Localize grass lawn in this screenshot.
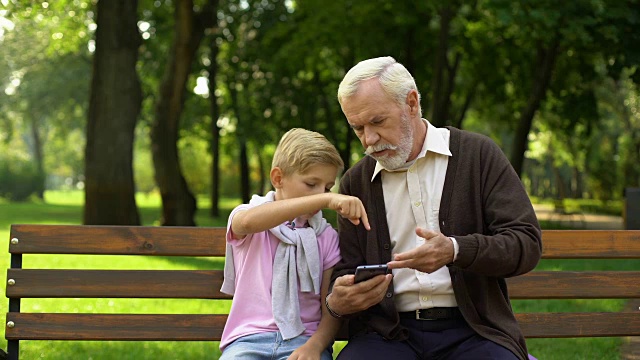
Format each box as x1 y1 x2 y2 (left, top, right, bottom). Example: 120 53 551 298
0 191 636 359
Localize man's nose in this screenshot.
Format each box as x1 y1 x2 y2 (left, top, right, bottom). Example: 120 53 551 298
364 127 379 147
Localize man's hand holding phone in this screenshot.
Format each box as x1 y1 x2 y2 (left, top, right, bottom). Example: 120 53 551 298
326 264 393 318
354 264 390 283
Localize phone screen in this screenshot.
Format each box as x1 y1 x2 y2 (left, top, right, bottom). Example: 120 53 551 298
354 264 389 283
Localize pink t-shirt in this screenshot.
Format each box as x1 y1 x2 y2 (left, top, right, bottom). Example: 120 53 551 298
219 203 341 351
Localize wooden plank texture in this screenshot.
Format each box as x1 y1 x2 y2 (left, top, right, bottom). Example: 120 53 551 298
6 312 639 340
5 225 640 347
5 313 227 341
8 269 639 300
9 226 640 258
507 271 640 299
541 230 640 258
9 225 227 256
5 269 231 299
515 312 640 338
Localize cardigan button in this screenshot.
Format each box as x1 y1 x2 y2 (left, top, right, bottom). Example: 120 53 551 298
383 244 390 250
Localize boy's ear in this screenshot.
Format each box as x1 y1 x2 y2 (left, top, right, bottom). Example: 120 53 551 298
271 167 284 189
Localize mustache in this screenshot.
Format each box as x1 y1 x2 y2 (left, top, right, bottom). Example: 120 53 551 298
365 143 398 156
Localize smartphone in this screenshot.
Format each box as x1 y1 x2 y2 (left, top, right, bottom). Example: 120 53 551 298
354 264 390 283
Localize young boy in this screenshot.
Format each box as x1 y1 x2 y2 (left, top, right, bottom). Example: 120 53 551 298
220 128 370 360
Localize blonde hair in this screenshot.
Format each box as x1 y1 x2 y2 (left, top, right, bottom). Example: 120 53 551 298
272 128 344 176
337 56 422 116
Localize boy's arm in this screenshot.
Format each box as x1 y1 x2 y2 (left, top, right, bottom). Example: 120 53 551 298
232 193 369 237
288 268 342 360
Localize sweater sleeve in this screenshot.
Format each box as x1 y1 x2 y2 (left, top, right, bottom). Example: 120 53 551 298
450 133 542 277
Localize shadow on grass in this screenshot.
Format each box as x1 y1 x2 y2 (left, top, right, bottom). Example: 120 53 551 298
155 255 226 270
0 201 231 228
0 202 83 230
12 340 222 360
539 219 575 230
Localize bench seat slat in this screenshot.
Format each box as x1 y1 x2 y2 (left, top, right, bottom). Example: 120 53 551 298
9 225 227 256
507 271 640 299
5 313 227 341
541 230 640 258
5 270 231 299
515 312 640 338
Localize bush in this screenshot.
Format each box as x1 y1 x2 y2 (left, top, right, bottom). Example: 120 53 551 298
0 158 44 201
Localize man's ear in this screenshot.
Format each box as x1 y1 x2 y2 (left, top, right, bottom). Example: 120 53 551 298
271 167 284 189
406 89 420 116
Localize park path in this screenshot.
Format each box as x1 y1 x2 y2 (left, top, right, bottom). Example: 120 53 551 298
532 203 624 230
533 204 639 359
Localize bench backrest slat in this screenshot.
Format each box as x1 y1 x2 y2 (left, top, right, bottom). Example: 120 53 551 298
540 230 640 258
9 226 640 258
6 269 638 300
5 269 231 299
7 312 639 341
9 225 227 256
506 271 640 299
516 312 640 338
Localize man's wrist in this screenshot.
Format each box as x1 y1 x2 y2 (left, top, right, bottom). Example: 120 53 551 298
449 236 459 262
325 293 343 319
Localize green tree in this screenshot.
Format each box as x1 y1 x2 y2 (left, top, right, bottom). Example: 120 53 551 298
1 0 91 201
84 0 142 225
478 0 640 176
150 0 218 226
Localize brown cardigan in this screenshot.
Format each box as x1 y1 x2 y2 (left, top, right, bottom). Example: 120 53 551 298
331 127 542 360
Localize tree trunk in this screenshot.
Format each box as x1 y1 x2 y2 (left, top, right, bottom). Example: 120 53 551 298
311 66 349 174
257 146 266 196
429 5 458 127
229 81 250 203
30 115 45 199
340 52 357 170
239 141 250 203
84 0 141 225
617 80 640 188
208 37 221 218
572 166 582 198
454 80 477 129
510 40 560 177
151 0 217 226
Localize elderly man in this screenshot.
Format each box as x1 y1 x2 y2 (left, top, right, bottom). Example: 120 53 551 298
325 56 542 360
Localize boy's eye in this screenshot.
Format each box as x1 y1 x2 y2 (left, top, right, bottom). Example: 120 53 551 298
324 188 332 193
305 183 315 188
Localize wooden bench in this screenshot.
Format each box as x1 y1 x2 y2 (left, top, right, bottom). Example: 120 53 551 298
4 225 640 359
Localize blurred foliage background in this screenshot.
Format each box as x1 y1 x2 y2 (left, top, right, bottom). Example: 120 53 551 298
0 0 639 225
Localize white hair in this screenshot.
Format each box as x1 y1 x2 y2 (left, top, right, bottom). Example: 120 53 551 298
337 56 422 116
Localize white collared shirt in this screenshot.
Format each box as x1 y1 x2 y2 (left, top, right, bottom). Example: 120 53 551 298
372 119 458 312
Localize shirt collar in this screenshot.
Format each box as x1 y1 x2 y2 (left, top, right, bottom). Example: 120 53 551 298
371 119 452 181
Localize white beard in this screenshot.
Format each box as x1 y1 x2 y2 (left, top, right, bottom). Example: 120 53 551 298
365 114 414 170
